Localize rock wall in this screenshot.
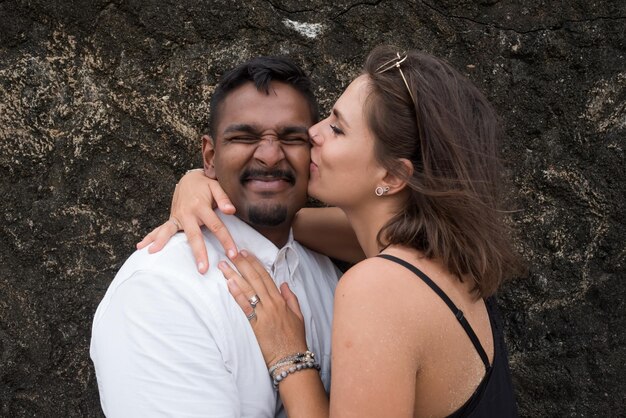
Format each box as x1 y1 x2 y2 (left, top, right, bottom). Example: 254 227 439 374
1 1 624 416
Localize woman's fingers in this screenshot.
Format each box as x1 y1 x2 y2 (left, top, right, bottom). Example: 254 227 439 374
178 219 209 273
209 179 236 215
134 171 239 275
224 271 256 320
194 204 237 260
172 173 237 271
220 252 308 367
136 226 160 250
219 261 263 318
279 282 304 321
148 221 179 253
229 251 276 301
136 220 178 252
239 250 279 297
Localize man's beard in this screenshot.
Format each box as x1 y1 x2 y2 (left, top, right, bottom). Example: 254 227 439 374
247 202 288 227
240 167 294 227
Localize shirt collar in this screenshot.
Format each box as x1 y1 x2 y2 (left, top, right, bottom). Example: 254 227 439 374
210 211 300 284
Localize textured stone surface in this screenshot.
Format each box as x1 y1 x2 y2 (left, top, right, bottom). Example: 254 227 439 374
0 1 624 416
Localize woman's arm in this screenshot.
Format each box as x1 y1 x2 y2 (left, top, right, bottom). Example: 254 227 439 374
136 169 237 273
293 208 365 264
138 171 365 271
276 368 329 418
221 253 418 418
219 251 329 418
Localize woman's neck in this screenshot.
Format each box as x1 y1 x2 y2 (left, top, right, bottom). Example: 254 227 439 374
342 197 404 258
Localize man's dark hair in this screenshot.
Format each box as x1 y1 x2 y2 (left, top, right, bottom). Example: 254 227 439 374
208 56 319 136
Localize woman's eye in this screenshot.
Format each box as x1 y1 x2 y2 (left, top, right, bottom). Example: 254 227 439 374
330 124 343 135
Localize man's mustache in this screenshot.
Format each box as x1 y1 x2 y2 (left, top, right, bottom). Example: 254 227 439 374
240 168 296 185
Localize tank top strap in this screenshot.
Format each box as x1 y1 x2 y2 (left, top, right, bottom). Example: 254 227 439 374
376 254 491 371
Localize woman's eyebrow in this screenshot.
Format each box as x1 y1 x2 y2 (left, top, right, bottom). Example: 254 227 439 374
332 108 350 128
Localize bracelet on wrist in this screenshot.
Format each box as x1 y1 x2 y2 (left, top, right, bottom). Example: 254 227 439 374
268 351 315 375
176 168 205 187
186 168 205 175
268 350 320 388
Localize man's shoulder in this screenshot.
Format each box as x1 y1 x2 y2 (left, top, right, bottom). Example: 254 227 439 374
120 232 223 275
102 233 229 308
93 233 236 330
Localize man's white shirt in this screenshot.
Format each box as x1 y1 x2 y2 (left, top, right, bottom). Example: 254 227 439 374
91 212 339 417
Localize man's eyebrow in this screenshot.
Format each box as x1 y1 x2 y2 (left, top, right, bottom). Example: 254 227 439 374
222 124 309 136
278 126 310 136
332 108 350 128
223 124 259 134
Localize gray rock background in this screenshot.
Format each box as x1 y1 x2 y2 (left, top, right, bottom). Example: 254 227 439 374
0 0 624 416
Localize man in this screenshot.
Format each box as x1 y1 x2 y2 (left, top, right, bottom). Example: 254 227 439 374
90 57 340 417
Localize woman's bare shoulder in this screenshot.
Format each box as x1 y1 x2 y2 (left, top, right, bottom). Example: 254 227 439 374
335 255 448 326
332 256 430 364
335 257 434 314
337 256 420 291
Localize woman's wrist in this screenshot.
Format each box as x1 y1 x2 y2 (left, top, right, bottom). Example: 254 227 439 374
275 366 329 418
185 168 205 175
176 168 206 187
268 350 321 388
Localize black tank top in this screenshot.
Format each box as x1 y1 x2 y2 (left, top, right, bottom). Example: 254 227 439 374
377 254 519 418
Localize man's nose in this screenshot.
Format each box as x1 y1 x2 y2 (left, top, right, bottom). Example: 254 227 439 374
253 136 286 167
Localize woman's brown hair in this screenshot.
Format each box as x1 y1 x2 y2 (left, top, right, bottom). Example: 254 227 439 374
364 45 520 298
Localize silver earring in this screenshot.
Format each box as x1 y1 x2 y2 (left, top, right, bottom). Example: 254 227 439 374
375 186 390 196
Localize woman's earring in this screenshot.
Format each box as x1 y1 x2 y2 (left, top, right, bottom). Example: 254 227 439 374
375 186 390 196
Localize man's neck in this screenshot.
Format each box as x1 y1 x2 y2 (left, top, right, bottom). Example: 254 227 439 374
239 218 292 249
252 225 290 248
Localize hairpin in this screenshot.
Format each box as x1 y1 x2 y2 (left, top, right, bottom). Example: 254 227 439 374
375 52 416 104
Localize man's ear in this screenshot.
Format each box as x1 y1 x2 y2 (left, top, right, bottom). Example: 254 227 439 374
202 135 217 179
382 158 414 194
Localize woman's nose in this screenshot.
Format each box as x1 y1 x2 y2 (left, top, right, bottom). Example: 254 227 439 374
308 124 322 146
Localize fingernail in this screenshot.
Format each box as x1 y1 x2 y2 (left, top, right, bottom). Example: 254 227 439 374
225 204 235 211
218 261 227 270
240 249 249 257
227 249 236 259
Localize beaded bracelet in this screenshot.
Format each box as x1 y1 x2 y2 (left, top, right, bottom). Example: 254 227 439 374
268 351 320 388
268 351 316 375
272 361 320 388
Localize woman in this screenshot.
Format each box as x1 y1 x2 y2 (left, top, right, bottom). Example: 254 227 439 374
139 46 520 417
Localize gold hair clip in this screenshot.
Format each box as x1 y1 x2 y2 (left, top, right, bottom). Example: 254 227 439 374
375 52 416 105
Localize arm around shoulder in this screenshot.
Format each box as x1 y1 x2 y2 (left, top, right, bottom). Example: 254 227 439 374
293 207 365 264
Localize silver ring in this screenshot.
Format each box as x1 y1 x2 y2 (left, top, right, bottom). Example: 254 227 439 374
169 216 181 230
246 310 257 321
248 294 260 308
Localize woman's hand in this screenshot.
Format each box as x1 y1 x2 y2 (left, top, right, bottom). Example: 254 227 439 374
136 169 238 274
218 250 308 367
